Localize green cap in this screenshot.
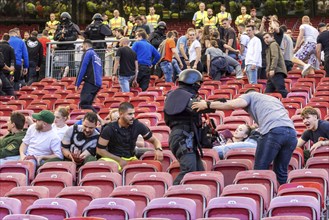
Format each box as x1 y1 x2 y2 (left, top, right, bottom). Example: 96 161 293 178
32 110 55 124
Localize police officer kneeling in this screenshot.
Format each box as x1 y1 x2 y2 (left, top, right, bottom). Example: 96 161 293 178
164 69 213 185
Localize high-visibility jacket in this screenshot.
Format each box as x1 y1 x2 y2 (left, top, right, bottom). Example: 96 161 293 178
194 11 206 27
235 14 251 26
146 14 160 27
46 20 60 35
216 12 231 25
203 16 217 28
110 17 126 29
126 21 134 36
102 20 109 25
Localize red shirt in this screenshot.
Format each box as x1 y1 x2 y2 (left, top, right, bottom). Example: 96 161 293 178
38 37 51 57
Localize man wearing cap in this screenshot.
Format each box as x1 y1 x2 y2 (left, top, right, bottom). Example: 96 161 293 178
316 22 329 77
19 110 63 167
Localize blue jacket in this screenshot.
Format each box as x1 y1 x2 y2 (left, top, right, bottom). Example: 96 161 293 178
76 48 102 87
132 39 160 66
9 36 29 68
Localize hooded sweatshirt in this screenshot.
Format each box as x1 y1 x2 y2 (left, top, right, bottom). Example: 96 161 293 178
25 36 43 67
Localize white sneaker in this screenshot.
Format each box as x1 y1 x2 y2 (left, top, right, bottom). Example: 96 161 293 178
302 64 312 76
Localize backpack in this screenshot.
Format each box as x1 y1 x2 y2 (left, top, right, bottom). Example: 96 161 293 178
157 39 167 64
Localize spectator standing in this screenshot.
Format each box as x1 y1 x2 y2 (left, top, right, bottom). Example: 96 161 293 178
112 37 138 92
75 40 102 112
263 32 288 98
203 8 217 29
132 31 160 91
25 31 43 85
280 25 294 72
216 4 232 26
146 6 160 33
235 6 251 26
222 18 238 59
130 16 150 39
245 25 262 84
110 10 126 30
124 15 135 37
316 22 329 77
38 30 51 80
45 13 60 39
192 2 206 28
0 34 15 95
237 23 250 69
188 29 203 73
176 28 193 70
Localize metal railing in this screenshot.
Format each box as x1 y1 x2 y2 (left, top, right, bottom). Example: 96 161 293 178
45 39 135 80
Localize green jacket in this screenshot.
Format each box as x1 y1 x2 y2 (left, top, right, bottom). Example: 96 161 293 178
265 40 287 76
0 130 26 159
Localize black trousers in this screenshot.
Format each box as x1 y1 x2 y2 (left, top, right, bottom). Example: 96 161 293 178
284 60 293 72
80 82 100 112
137 64 151 91
190 60 203 73
169 127 204 185
0 73 15 96
265 72 288 98
324 55 329 77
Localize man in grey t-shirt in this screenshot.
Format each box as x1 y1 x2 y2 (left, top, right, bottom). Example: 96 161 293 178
192 90 297 184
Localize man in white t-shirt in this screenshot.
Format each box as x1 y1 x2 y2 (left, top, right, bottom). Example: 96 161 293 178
292 16 319 76
245 25 262 84
188 29 202 72
237 23 250 69
19 110 63 167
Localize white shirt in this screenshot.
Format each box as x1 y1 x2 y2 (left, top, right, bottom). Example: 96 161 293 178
240 33 250 60
23 124 63 159
52 124 69 140
188 39 201 62
245 36 262 67
300 24 319 43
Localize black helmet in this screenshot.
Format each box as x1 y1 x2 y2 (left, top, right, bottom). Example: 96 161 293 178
178 69 203 85
92 13 103 21
60 12 71 20
157 21 167 30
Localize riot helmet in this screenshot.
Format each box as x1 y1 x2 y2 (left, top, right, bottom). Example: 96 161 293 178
157 21 167 30
178 69 203 85
60 12 71 22
92 13 103 21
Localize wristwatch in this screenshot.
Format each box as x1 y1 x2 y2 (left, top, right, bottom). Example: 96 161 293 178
155 147 163 151
207 101 211 109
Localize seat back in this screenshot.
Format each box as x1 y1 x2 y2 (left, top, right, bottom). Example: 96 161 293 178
0 197 21 219
0 173 27 197
37 161 77 183
3 214 48 220
78 161 119 182
0 160 35 184
305 156 329 178
140 150 175 172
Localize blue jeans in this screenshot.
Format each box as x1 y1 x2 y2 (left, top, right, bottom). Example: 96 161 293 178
254 127 297 185
213 141 257 159
246 64 258 84
119 75 135 92
160 61 173 82
172 59 182 82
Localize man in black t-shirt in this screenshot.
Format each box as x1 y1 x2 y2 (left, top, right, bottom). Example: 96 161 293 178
97 102 163 170
112 37 138 92
316 23 329 77
222 18 237 60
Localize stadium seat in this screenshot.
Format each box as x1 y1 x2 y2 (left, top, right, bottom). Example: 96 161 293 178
129 172 173 198
83 198 136 220
40 78 57 84
43 85 61 94
0 197 21 219
26 198 77 219
267 195 320 220
0 160 35 185
166 160 180 181
5 186 49 213
38 161 76 181
283 103 301 118
305 156 329 177
149 126 170 149
140 150 175 172
113 92 134 102
204 196 259 220
31 172 73 198
56 186 102 216
6 100 27 110
138 92 159 101
201 149 220 171
262 216 311 220
203 80 222 89
310 146 329 157
136 112 162 126
41 94 62 109
223 116 252 125
0 105 18 116
52 81 69 90
142 197 196 220
29 100 52 110
306 102 329 118
78 161 119 182
79 172 122 197
212 159 253 186
292 147 304 169
208 111 225 125
31 90 50 99
53 99 76 110
0 173 27 197
69 109 93 120
282 97 305 108
181 171 224 198
224 148 256 164
110 185 156 218
130 97 152 107
3 214 48 220
104 97 126 108
216 124 240 133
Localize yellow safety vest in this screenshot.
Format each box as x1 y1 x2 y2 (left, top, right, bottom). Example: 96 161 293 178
127 21 134 36
217 12 231 25
203 16 217 28
110 17 125 29
194 11 206 27
46 20 60 35
102 21 109 25
146 14 160 27
235 14 251 25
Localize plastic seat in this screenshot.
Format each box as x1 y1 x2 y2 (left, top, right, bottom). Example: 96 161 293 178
5 186 49 213
310 146 329 158
78 161 119 182
79 172 122 197
31 172 73 198
142 197 196 220
40 78 57 84
262 216 311 220
244 84 264 93
43 85 61 94
0 173 27 197
224 148 256 164
129 172 172 198
286 92 308 106
53 99 76 110
52 81 69 90
0 197 21 219
56 186 102 216
60 77 76 85
292 147 304 169
83 198 136 220
138 92 159 101
208 111 225 125
140 150 176 172
267 195 320 220
201 149 220 171
130 97 152 107
148 126 170 149
212 159 253 186
7 100 27 110
282 97 305 108
305 156 329 179
26 198 77 219
221 184 269 218
283 103 301 117
0 105 18 116
136 113 162 126
306 102 329 119
3 214 48 220
37 161 77 182
110 185 156 218
204 196 259 220
66 93 81 105
104 97 126 108
181 171 224 198
41 94 62 109
0 160 35 185
69 109 93 120
122 160 162 185
166 160 180 181
164 184 211 219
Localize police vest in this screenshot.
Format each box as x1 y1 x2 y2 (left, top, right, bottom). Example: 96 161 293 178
235 14 251 25
194 11 206 26
203 16 217 28
46 20 60 35
217 12 231 25
126 21 134 36
88 23 102 40
146 14 160 27
110 17 125 29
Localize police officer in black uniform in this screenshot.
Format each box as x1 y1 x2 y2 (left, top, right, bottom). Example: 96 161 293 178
148 21 167 49
84 13 112 49
164 69 212 185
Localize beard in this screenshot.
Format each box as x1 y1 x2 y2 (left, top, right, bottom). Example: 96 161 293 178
35 123 43 131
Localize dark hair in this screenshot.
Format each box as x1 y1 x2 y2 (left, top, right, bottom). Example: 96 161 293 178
136 30 147 39
263 32 274 37
280 25 287 32
31 31 38 37
210 40 218 48
117 28 124 36
2 33 10 41
10 112 25 130
221 18 229 23
211 31 219 39
301 106 319 119
246 25 255 30
42 29 49 36
83 112 98 124
83 39 93 47
167 31 174 38
238 23 246 28
119 102 134 113
135 16 142 21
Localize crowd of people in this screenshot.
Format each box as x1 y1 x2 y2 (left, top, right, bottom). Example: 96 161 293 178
0 3 329 188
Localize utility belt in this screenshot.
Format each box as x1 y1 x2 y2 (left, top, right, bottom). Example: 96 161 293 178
176 130 195 159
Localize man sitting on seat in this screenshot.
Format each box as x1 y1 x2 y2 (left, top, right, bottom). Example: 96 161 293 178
97 102 163 170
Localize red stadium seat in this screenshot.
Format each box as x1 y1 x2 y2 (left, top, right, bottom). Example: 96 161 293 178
0 173 27 197
0 197 21 219
78 161 119 182
140 150 176 172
